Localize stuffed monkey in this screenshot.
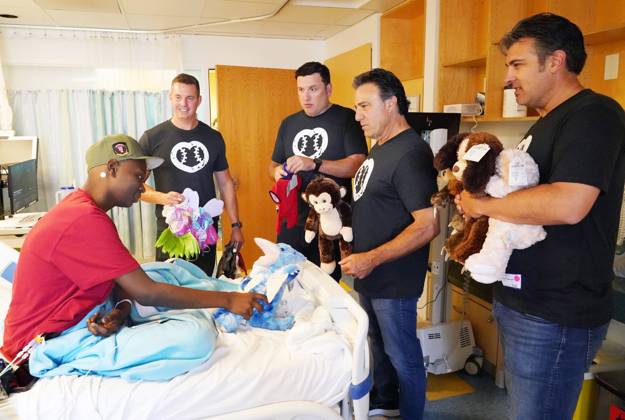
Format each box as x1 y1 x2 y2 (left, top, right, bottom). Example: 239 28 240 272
302 177 352 274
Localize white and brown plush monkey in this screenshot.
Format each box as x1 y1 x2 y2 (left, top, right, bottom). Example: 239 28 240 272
302 176 353 274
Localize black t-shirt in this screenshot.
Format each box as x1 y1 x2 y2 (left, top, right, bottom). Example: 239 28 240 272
496 89 625 328
271 104 367 256
139 120 229 221
351 128 437 298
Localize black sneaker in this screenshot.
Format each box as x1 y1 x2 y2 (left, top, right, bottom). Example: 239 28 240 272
368 406 400 417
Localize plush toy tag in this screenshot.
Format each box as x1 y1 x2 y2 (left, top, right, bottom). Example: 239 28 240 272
502 273 522 289
509 160 528 187
286 174 299 196
464 144 491 162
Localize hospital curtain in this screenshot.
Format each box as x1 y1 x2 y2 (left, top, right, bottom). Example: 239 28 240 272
9 89 170 261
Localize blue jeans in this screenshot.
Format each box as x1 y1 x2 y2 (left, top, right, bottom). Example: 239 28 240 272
493 300 608 420
359 295 425 420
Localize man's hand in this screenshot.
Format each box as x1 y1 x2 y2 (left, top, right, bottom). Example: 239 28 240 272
339 251 377 279
87 308 128 337
229 231 244 250
455 190 489 218
163 191 185 206
226 292 268 320
285 155 315 174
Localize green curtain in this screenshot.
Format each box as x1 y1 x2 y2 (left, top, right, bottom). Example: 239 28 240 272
10 89 170 261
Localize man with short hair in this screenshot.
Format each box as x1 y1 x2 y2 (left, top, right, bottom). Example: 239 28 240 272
340 68 439 420
1 134 265 384
140 73 243 276
269 62 367 278
458 13 625 419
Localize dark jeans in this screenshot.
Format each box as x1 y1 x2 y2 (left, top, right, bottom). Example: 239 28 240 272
156 225 216 276
359 295 425 420
493 300 608 420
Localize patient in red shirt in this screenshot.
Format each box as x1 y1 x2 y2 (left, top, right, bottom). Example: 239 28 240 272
1 134 266 382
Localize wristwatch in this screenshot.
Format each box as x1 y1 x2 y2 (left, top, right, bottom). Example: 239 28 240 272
313 157 323 172
231 221 243 229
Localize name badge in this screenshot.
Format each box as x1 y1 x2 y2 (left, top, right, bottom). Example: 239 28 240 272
502 273 522 289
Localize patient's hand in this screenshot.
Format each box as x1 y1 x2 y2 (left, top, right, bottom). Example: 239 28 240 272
87 308 128 337
227 292 268 320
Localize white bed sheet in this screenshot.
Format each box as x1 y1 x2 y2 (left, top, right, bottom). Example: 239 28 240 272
0 264 355 420
4 319 352 420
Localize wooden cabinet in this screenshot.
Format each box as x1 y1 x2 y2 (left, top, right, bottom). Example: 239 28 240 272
437 0 625 121
380 0 425 109
449 284 502 374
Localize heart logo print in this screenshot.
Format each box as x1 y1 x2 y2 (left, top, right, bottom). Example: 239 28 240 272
170 141 209 173
292 127 328 159
353 158 374 201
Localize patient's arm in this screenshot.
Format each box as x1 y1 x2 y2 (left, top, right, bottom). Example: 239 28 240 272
87 285 132 337
114 268 268 320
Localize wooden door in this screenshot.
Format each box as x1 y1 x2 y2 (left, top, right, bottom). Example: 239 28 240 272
216 65 300 264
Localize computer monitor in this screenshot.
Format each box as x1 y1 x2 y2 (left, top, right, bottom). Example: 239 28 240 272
7 159 38 215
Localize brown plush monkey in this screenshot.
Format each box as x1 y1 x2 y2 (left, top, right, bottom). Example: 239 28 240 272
302 176 353 274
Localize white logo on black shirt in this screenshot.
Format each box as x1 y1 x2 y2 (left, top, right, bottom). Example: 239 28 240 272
170 141 209 173
517 135 533 152
353 158 374 201
292 127 328 159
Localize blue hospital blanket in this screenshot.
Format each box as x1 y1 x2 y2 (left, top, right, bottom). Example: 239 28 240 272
29 259 236 381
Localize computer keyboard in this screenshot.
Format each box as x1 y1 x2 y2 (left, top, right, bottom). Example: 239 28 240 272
17 213 43 226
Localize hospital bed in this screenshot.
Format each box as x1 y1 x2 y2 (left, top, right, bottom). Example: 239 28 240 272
0 241 370 420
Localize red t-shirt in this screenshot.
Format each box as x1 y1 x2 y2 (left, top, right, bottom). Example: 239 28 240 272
1 189 139 360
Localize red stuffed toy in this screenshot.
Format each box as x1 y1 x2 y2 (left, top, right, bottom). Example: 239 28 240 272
269 169 301 234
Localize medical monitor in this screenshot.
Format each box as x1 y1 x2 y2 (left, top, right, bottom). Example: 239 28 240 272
7 159 38 215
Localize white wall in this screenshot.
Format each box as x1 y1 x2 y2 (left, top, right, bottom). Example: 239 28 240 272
181 34 324 70
324 13 380 68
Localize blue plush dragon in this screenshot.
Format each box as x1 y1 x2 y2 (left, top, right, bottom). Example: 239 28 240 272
213 238 307 332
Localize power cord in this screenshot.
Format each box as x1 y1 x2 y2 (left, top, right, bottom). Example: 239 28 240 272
418 279 447 310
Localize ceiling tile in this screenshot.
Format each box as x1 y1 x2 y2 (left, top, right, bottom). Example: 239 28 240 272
34 0 119 13
0 5 56 26
314 24 349 39
201 0 279 19
334 9 372 26
120 0 205 17
45 10 128 29
125 14 211 31
270 4 352 25
0 0 389 40
192 19 326 38
221 0 285 3
360 0 406 12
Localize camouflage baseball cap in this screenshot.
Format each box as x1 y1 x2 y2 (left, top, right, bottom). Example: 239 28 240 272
86 134 163 171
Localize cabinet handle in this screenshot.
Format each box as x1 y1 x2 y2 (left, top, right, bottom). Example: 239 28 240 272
487 314 494 323
452 305 465 315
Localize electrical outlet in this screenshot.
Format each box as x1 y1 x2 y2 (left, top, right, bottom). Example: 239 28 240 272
432 261 441 275
605 53 619 80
